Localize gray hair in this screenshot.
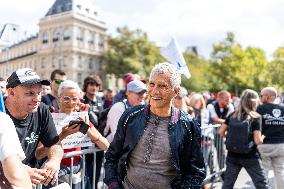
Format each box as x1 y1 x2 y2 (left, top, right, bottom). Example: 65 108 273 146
149 62 181 89
58 80 82 97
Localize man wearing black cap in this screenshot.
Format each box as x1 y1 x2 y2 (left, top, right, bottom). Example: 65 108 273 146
4 68 63 186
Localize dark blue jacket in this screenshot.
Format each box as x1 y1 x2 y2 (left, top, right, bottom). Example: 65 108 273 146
104 105 205 189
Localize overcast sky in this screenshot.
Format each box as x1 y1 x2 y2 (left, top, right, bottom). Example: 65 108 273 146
1 0 284 58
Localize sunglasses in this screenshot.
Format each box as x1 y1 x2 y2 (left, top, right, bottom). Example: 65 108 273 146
54 79 64 85
62 96 80 102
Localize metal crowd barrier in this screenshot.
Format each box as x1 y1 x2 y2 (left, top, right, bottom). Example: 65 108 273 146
36 147 106 189
201 124 226 187
36 124 226 189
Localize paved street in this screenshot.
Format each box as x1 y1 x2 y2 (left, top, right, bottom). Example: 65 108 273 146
215 169 275 189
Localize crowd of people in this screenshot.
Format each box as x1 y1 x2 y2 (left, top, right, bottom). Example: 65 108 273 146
0 62 283 189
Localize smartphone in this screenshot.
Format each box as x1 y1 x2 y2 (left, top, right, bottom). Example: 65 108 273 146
69 120 84 126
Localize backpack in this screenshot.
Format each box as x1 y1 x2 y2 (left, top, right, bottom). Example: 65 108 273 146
225 117 254 154
97 107 111 136
98 101 127 137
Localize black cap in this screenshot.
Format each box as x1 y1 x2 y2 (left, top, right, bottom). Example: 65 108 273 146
7 68 50 88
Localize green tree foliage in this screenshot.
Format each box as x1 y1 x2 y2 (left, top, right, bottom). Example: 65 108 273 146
102 26 164 78
209 32 268 94
103 27 273 93
182 52 211 92
268 47 284 91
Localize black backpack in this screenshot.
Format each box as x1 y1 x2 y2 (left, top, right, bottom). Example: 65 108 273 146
98 107 111 136
225 117 255 154
97 101 127 137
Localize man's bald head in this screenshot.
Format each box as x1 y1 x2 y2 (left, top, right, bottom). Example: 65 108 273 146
260 87 277 103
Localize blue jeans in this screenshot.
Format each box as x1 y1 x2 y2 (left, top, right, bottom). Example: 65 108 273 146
222 156 268 189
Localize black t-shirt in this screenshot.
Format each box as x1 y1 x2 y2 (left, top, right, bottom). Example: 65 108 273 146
5 103 59 167
41 94 60 112
257 103 284 144
83 95 104 115
225 114 261 159
83 95 104 128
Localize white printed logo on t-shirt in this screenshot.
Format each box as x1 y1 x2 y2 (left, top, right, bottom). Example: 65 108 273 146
272 109 281 118
25 132 39 144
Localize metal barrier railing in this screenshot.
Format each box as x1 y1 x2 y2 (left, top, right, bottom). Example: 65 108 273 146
201 124 226 187
36 147 105 189
36 124 226 189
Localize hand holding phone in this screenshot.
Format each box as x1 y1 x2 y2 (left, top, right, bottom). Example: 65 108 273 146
68 120 89 134
69 120 84 126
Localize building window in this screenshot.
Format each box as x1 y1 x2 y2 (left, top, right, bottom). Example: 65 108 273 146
59 58 63 69
63 29 70 40
65 2 72 11
52 57 56 68
53 31 60 42
41 57 45 69
98 35 104 49
76 28 83 41
63 56 67 67
88 58 93 69
77 73 82 85
87 31 94 45
78 56 83 68
57 5 63 13
96 34 104 50
42 32 48 44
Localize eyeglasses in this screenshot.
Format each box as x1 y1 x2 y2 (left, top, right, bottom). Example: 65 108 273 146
62 96 79 102
54 79 64 85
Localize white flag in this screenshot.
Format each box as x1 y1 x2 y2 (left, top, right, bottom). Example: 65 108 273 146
160 37 191 79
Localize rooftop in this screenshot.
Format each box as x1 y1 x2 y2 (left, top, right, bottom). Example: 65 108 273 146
46 0 98 17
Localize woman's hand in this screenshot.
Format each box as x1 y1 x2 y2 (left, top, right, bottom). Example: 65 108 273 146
59 124 80 141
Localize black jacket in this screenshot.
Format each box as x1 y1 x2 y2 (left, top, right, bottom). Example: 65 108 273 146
104 104 205 189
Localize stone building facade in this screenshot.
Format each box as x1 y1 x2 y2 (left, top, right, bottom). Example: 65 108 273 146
0 0 107 86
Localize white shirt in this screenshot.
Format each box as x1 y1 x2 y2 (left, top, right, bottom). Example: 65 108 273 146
104 102 126 143
207 103 234 120
0 112 25 162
